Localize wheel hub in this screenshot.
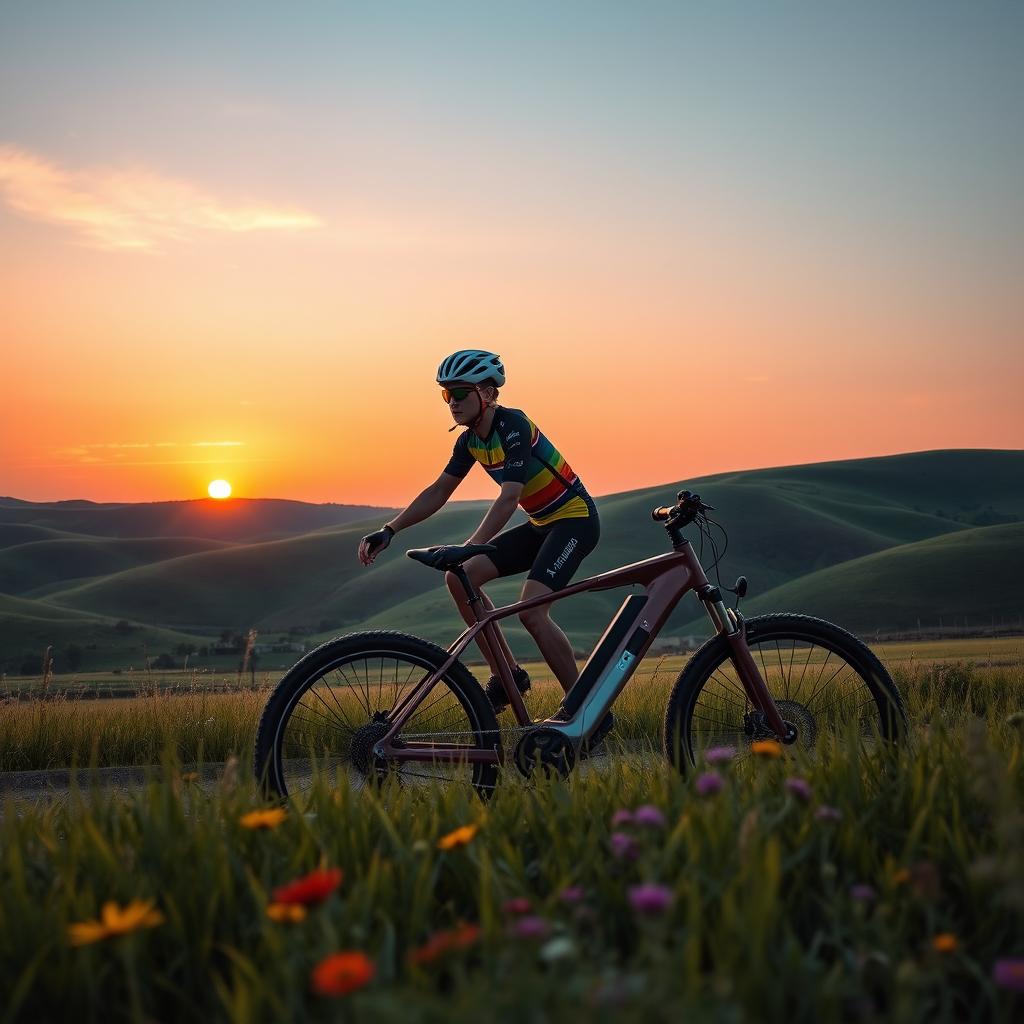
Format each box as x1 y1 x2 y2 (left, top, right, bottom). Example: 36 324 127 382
350 713 391 776
744 699 818 748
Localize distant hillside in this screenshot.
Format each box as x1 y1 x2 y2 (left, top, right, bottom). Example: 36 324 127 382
677 521 1024 636
0 496 396 543
8 448 1019 668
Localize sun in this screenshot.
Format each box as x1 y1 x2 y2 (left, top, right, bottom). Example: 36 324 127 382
208 479 232 499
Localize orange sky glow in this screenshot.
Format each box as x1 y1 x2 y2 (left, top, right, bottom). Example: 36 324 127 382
2 6 1021 506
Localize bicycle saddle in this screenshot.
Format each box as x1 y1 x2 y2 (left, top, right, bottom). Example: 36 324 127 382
406 544 497 571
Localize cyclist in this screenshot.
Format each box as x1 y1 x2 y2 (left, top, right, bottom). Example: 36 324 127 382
357 350 611 746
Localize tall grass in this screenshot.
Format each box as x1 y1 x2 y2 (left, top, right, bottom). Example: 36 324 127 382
2 699 1022 1022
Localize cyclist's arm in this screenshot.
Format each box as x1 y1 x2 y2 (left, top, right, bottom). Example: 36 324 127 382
466 481 523 544
385 473 462 534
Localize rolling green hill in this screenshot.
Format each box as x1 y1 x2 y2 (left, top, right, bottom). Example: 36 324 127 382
3 449 1022 668
1 536 234 595
677 521 1024 636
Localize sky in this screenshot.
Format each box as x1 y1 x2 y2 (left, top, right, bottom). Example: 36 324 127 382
1 0 1022 506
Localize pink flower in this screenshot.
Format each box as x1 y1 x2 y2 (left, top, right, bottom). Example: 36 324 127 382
632 805 666 828
785 777 812 802
704 746 736 765
993 958 1024 992
695 771 724 796
628 883 674 916
502 898 531 915
850 884 877 904
512 915 549 939
815 805 842 823
610 809 633 828
609 832 639 861
559 886 585 905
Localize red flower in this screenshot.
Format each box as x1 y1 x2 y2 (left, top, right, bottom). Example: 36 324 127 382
310 951 374 996
408 923 482 966
272 867 342 906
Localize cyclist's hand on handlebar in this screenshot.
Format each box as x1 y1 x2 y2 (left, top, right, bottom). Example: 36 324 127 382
358 526 394 565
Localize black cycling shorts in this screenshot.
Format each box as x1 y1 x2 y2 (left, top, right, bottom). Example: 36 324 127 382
484 505 600 591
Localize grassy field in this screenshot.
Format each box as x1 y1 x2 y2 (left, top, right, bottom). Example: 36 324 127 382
2 662 1023 1021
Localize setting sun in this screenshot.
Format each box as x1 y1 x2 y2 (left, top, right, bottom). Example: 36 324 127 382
208 479 231 499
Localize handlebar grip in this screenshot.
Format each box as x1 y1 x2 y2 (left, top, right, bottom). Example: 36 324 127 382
652 506 674 521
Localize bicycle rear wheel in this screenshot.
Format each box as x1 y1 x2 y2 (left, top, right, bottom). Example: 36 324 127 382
254 631 500 800
663 613 906 770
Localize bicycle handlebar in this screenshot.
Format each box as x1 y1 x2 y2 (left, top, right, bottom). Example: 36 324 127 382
651 489 715 524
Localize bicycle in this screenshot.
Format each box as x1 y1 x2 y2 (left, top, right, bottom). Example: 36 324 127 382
254 490 907 799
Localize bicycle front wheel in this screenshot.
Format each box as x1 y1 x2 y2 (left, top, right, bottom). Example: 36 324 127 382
254 630 500 800
663 613 906 770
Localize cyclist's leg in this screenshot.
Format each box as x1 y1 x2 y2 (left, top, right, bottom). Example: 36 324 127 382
444 523 542 674
517 511 601 692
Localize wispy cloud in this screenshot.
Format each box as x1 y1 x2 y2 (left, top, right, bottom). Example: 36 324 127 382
51 441 246 463
0 145 322 250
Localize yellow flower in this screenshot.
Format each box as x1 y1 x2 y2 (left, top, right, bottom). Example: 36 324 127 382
932 933 958 953
750 740 783 758
267 902 307 924
892 868 911 885
180 771 200 783
68 900 164 946
239 808 287 830
436 824 479 850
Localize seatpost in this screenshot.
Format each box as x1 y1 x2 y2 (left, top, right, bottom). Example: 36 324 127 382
451 566 483 613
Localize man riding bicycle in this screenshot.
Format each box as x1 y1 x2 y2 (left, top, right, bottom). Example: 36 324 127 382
357 350 611 745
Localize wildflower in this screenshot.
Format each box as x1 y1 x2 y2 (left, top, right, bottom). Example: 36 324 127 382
695 771 723 796
850 883 877 904
437 823 479 850
310 951 375 996
892 868 911 885
512 915 549 939
633 805 666 828
750 740 783 758
68 900 164 946
272 867 342 906
181 771 200 783
408 923 481 966
932 933 958 953
540 936 576 961
628 883 674 916
609 831 639 861
239 808 287 830
502 898 532 915
704 745 736 765
815 805 842 823
993 958 1024 992
610 809 633 828
266 902 307 924
559 886 585 905
785 777 812 802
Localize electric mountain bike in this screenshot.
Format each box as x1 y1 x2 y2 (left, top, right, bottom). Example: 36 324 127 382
254 490 907 799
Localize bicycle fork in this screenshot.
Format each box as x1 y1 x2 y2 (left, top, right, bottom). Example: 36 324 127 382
699 584 794 743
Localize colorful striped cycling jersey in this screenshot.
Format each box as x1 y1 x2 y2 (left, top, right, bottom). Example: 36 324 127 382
444 407 594 526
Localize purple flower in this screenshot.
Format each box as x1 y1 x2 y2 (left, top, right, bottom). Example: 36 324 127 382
559 886 585 905
632 805 666 828
628 883 674 916
785 777 812 802
704 746 736 765
815 805 842 823
850 884 877 904
610 809 634 828
502 897 531 915
512 915 549 939
695 771 724 796
609 831 639 861
993 958 1024 992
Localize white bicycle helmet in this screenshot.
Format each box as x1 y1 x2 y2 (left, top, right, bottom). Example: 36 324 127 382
436 350 506 387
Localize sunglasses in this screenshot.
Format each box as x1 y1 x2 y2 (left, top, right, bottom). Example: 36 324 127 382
441 386 478 403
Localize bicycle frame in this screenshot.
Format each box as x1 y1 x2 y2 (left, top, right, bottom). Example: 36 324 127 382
374 536 788 766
